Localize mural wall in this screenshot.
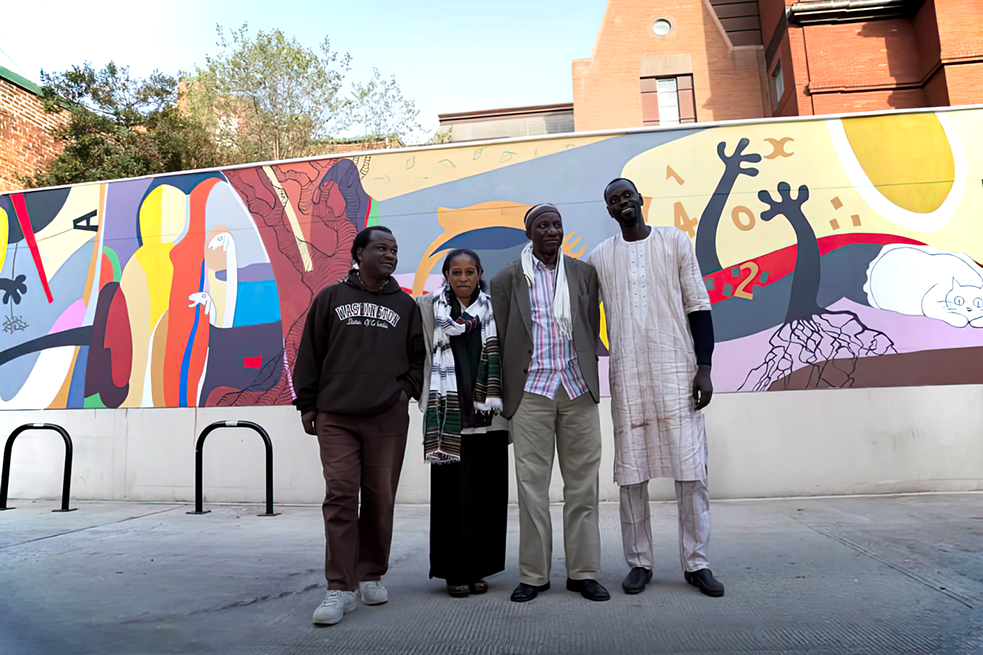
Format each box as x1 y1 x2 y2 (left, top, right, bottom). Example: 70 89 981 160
2 108 981 409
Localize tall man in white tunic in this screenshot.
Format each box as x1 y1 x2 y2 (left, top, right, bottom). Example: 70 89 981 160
587 178 724 598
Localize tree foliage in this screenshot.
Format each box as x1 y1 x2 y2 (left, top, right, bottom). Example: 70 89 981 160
348 68 422 143
25 27 430 187
24 62 221 188
186 23 351 162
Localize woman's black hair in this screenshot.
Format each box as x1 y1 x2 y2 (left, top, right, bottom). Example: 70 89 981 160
351 225 394 265
441 248 487 293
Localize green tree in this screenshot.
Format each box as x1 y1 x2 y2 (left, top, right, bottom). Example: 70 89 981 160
348 67 422 144
24 62 221 188
186 23 351 162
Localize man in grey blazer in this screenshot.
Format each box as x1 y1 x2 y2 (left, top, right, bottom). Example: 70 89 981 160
490 203 608 603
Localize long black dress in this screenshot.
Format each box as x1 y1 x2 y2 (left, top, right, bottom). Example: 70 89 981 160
429 297 509 586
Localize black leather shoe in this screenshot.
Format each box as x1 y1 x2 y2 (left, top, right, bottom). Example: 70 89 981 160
566 578 610 602
684 569 725 597
622 567 653 595
510 581 550 603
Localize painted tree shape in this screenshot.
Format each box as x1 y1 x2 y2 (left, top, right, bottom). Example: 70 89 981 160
740 182 896 391
696 138 762 276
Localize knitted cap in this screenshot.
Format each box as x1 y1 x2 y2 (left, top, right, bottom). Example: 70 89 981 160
524 203 561 230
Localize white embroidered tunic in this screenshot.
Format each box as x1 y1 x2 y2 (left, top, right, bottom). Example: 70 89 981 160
588 227 712 485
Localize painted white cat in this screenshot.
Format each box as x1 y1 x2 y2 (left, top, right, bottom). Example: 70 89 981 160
864 244 983 328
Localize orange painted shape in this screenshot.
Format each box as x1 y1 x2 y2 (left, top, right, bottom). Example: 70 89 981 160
162 178 219 406
99 254 114 291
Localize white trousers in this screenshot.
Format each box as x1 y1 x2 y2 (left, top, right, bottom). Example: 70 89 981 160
619 479 710 573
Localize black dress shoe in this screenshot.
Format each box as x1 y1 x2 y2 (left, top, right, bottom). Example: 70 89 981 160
510 581 550 603
566 578 610 601
622 567 653 595
684 569 725 597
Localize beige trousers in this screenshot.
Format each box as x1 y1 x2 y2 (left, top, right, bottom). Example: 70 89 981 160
620 479 711 573
510 387 602 586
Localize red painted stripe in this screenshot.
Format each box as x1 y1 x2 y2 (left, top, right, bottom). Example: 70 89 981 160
244 356 262 369
364 197 372 228
10 194 53 303
704 232 926 305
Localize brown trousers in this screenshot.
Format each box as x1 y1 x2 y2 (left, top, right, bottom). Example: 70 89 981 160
316 399 409 591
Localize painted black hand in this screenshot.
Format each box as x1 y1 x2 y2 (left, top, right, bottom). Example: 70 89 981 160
0 275 28 305
717 137 762 178
301 411 318 436
692 364 713 410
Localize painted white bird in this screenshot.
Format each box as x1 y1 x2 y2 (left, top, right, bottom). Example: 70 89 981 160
207 231 237 327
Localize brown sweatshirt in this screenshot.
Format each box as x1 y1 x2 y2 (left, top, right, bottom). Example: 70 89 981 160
292 271 425 416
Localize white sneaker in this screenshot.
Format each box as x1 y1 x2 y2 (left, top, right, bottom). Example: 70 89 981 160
312 590 355 625
359 580 388 605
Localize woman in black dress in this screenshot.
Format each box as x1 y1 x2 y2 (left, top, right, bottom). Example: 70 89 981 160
417 249 509 598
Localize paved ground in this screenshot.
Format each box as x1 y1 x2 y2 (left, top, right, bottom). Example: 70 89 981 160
1 492 982 655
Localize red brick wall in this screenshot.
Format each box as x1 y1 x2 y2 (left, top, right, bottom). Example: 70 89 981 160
943 62 983 105
0 78 67 193
804 19 923 91
934 0 983 62
923 67 951 107
787 26 814 115
812 88 927 114
572 0 765 131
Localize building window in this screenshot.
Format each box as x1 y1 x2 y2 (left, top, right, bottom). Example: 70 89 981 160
641 75 696 126
771 61 785 106
652 18 672 36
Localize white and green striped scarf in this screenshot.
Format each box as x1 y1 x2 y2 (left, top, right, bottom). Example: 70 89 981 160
424 284 503 464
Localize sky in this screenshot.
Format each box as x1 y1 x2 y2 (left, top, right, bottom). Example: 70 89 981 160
1 0 607 140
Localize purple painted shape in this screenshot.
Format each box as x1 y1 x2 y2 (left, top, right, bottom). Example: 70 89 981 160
103 178 153 267
713 299 983 392
826 299 983 353
215 263 275 283
48 298 87 334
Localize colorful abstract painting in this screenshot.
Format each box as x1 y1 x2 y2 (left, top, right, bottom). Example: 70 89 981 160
2 108 982 409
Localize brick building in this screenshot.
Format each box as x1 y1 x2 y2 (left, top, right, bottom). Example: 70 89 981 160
764 0 983 117
441 0 981 139
576 0 981 129
0 67 67 193
573 0 769 130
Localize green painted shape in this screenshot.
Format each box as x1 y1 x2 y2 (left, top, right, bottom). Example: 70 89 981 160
366 200 381 227
103 246 122 281
84 393 107 409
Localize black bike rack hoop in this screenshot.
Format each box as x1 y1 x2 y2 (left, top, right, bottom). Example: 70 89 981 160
189 420 279 517
0 423 77 512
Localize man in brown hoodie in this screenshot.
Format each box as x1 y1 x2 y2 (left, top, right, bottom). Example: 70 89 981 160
293 225 425 626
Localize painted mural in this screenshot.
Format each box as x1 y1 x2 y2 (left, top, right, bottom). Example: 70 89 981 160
2 108 982 409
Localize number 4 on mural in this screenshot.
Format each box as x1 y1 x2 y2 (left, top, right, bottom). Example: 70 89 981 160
674 202 698 238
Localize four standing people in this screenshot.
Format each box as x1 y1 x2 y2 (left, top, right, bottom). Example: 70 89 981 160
587 178 724 598
294 190 724 621
418 249 510 598
490 204 608 603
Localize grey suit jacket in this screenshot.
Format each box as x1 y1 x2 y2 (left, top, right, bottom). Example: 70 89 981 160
489 257 600 419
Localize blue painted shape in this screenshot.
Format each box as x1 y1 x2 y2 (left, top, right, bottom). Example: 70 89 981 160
234 280 282 326
760 271 770 283
731 266 740 277
723 284 734 296
66 346 89 409
704 277 715 291
179 263 206 407
436 226 528 251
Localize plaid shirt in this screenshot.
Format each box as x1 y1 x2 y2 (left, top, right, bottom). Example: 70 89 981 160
523 257 589 400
